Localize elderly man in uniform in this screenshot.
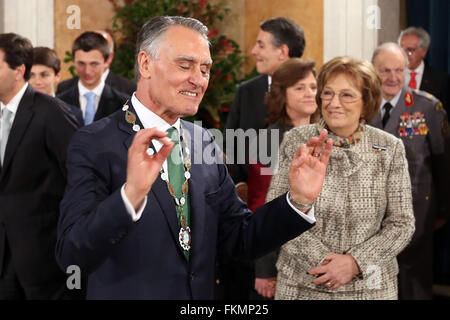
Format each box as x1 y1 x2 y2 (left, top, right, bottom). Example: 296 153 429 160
370 42 450 300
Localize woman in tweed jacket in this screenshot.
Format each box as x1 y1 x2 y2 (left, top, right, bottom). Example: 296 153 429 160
270 56 415 300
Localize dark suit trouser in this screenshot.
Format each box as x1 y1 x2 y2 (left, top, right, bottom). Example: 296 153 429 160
433 224 450 285
398 239 433 300
0 238 68 300
216 255 254 300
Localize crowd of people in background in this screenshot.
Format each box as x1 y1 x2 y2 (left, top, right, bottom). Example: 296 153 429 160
0 14 448 300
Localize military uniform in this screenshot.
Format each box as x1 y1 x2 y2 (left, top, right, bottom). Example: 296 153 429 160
371 88 450 299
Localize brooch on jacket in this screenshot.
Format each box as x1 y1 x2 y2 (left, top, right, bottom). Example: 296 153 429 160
372 144 387 153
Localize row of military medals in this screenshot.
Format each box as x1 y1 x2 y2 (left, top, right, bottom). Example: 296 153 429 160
123 102 192 252
398 111 429 137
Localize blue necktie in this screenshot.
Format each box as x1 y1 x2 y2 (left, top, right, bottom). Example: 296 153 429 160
84 92 96 125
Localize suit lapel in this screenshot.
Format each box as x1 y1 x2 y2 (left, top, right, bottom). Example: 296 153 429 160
371 112 382 129
118 101 182 252
1 86 34 177
70 85 81 108
420 65 431 91
96 84 119 121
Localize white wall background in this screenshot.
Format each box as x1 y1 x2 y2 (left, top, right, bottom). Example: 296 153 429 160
324 0 379 62
0 0 54 47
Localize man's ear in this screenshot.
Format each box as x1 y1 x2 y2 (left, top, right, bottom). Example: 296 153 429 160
55 71 61 83
137 51 152 79
279 44 290 61
15 64 26 81
419 47 428 60
106 52 114 67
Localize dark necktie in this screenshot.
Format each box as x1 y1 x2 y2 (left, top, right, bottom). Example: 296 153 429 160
382 102 393 128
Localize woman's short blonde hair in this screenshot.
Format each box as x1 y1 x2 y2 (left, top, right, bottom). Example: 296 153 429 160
316 56 382 122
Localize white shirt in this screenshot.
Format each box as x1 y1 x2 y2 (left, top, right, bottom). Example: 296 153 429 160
78 80 105 120
0 83 28 141
380 90 402 118
404 60 425 90
120 93 181 221
101 69 110 83
121 93 315 223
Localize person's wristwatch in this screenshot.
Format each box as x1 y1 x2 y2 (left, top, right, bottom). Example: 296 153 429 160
288 191 313 212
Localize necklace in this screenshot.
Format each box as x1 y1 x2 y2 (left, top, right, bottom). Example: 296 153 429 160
122 101 192 252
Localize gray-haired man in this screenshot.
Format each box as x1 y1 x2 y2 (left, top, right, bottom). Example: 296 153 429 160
56 16 333 299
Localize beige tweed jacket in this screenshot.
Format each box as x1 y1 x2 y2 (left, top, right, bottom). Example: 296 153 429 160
270 121 415 300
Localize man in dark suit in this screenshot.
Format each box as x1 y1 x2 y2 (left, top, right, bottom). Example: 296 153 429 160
57 30 136 97
370 42 450 300
224 17 306 299
55 16 333 300
399 27 449 117
57 32 128 126
0 33 77 299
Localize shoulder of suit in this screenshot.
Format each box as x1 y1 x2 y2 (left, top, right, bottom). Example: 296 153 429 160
57 77 77 92
30 90 75 120
32 90 63 108
238 74 267 90
106 84 130 99
410 89 444 112
411 89 439 103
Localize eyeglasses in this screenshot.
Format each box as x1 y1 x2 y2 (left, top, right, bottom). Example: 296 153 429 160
403 47 418 55
320 89 362 104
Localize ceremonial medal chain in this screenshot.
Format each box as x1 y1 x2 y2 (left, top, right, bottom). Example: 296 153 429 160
122 101 192 251
160 126 192 251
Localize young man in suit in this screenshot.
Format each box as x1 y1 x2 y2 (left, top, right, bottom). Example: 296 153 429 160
223 17 306 299
56 16 333 300
56 30 136 97
398 27 449 118
0 33 77 299
57 32 128 126
29 47 80 129
370 42 450 300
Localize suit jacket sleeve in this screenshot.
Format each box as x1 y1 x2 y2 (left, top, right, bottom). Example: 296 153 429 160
56 129 136 273
346 139 415 278
44 98 78 178
260 132 332 274
204 129 314 260
426 102 450 220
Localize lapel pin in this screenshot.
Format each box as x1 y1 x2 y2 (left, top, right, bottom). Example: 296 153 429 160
372 144 387 153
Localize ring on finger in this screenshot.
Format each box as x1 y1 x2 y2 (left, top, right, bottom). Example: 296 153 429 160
325 281 332 288
313 152 321 157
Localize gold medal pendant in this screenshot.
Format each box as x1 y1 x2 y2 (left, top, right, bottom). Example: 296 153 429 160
179 227 191 251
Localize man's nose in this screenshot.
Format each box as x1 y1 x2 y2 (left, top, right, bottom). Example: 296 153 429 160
189 68 207 86
251 44 258 56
